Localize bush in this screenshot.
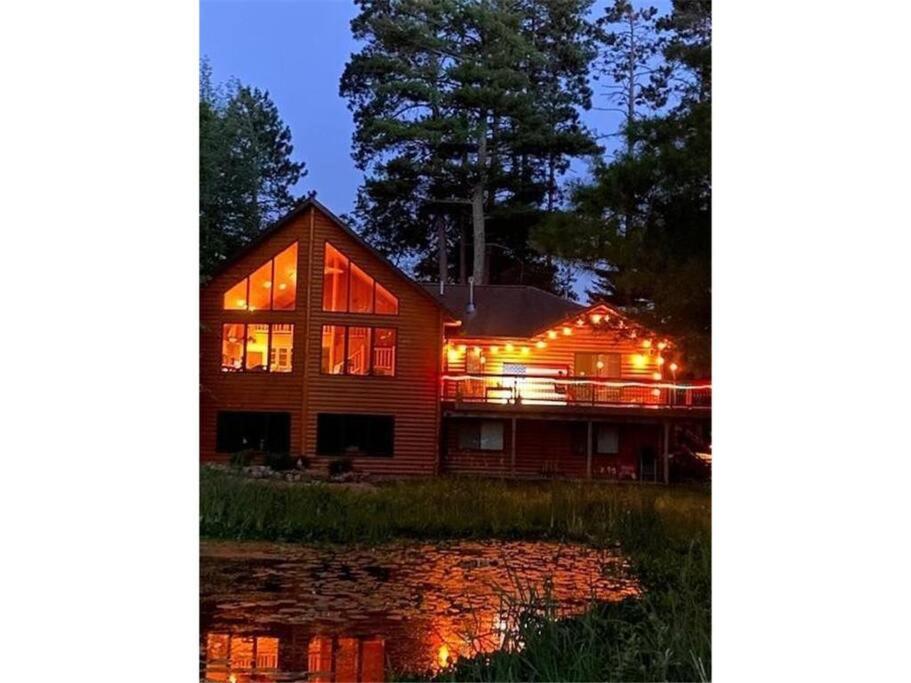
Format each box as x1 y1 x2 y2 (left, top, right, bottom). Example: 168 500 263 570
328 457 354 477
229 449 254 468
264 452 295 471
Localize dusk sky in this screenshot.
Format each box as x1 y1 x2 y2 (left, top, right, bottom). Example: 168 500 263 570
200 0 671 296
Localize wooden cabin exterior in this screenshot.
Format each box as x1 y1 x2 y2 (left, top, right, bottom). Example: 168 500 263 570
200 199 711 481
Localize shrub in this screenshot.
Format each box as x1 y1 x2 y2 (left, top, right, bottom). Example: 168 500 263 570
328 457 354 477
229 449 254 468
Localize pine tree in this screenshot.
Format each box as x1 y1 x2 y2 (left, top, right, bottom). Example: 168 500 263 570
199 60 307 278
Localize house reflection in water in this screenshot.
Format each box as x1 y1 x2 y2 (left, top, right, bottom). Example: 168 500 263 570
203 630 385 683
201 539 640 681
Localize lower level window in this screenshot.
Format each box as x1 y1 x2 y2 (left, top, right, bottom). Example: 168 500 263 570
595 424 620 454
457 420 504 451
316 413 394 457
216 411 291 453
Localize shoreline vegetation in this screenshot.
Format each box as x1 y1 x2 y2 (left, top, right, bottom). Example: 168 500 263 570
200 467 711 681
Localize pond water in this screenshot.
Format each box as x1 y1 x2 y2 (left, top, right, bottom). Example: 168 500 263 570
201 539 639 682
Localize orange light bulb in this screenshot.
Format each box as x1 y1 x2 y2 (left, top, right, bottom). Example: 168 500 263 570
669 362 679 372
535 340 546 349
547 330 558 340
562 327 572 336
505 343 515 352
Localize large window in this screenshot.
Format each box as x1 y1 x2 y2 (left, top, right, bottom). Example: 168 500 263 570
457 420 505 451
322 242 398 314
216 411 291 453
316 413 394 457
574 352 621 378
321 325 396 376
221 323 294 372
222 242 298 311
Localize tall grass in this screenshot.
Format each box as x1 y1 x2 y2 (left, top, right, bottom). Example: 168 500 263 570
200 468 711 681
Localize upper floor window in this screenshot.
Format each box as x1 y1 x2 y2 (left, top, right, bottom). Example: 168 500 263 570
574 352 621 378
223 243 298 311
222 323 294 372
322 242 398 314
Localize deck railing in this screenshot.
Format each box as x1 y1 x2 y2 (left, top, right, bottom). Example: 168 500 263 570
441 374 711 409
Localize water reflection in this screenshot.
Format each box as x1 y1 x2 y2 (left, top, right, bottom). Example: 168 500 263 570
201 540 638 682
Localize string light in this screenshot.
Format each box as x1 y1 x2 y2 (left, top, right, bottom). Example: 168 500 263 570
535 340 546 349
447 349 460 364
457 344 467 353
473 346 482 356
632 354 647 368
657 341 667 350
489 346 499 354
642 339 652 349
657 356 665 366
590 313 603 324
520 346 530 355
479 356 486 365
596 360 604 369
547 330 558 340
669 362 679 372
652 372 662 380
505 343 515 352
562 327 572 336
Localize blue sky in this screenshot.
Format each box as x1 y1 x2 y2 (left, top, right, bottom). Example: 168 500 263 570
200 0 671 295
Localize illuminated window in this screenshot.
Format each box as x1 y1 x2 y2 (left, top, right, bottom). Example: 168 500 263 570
376 282 398 314
372 328 396 376
321 325 347 374
248 261 272 311
221 323 245 372
323 243 349 311
321 241 398 314
222 242 298 311
595 425 620 454
269 324 294 373
245 324 271 371
272 242 297 309
346 326 371 375
321 325 397 376
457 420 504 451
224 280 247 310
574 352 621 378
221 324 294 373
349 263 374 313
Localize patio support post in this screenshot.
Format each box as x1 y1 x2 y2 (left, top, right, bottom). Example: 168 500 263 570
662 421 671 484
510 417 517 476
586 421 593 479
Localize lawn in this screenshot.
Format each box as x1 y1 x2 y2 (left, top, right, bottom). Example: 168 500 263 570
200 468 711 681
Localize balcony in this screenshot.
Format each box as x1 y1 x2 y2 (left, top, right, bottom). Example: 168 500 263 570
441 374 711 412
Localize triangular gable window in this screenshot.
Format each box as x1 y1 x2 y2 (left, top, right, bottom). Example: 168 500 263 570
223 242 298 311
322 242 398 314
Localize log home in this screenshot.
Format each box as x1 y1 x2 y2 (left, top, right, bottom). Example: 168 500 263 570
200 198 710 481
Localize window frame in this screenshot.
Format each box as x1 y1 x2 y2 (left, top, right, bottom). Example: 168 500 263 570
574 351 622 379
322 240 399 316
222 241 298 312
315 413 395 458
320 324 398 377
220 323 295 373
215 410 292 454
456 420 505 452
594 424 620 455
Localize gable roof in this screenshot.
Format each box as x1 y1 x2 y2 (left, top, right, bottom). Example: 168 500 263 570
419 283 585 338
205 197 454 317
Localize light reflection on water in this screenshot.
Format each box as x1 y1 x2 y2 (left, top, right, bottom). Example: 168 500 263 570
201 540 639 682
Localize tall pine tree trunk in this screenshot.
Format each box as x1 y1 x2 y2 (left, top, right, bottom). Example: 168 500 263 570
471 115 488 284
436 214 448 283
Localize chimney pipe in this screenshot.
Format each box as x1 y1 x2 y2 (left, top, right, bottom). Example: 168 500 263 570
466 276 476 314
440 281 445 295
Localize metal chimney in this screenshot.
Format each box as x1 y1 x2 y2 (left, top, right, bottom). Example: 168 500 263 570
466 276 476 314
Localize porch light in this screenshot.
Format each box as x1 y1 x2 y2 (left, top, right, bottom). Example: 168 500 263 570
447 349 460 364
669 362 679 372
489 346 499 354
653 372 662 380
547 330 557 340
596 360 604 369
520 346 530 355
590 313 603 324
457 344 467 353
657 356 665 366
473 346 482 355
562 327 572 336
642 339 652 349
657 340 667 350
505 343 515 352
536 340 546 349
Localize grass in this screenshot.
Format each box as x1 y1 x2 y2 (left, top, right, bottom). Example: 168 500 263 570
200 467 711 681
